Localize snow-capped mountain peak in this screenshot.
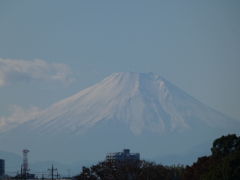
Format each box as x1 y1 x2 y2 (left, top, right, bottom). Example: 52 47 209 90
11 72 238 137
1 72 240 164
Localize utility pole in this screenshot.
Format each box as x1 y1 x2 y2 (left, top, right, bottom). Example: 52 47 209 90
48 164 57 180
23 168 30 180
21 166 22 180
56 171 60 180
66 169 70 179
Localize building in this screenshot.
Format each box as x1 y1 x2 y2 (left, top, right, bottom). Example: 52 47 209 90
0 159 5 178
105 149 140 162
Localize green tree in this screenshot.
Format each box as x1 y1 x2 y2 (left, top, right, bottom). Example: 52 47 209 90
77 166 97 180
211 134 240 158
182 134 240 180
168 164 185 180
201 150 240 180
182 156 217 180
75 159 177 180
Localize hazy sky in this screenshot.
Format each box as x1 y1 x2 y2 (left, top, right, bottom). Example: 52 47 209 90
0 0 240 122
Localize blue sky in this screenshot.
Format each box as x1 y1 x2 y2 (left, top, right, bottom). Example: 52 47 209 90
0 0 240 122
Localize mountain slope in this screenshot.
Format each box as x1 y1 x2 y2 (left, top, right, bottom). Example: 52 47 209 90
1 72 239 163
12 72 238 136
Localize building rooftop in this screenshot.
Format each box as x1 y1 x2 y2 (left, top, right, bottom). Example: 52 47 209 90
105 149 140 161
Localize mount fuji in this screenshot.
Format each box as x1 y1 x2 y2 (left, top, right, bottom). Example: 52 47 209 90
1 72 240 164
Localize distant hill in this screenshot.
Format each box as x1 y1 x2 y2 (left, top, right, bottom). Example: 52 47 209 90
152 139 213 166
0 150 22 176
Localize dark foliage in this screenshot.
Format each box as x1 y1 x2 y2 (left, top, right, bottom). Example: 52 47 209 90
201 150 240 180
75 160 185 180
76 134 240 180
182 156 219 180
182 134 240 180
211 134 240 158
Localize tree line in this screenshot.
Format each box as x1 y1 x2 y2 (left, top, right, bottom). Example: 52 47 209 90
75 134 240 180
76 160 184 180
182 134 240 180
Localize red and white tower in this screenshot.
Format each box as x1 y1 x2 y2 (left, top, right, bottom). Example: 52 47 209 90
22 149 30 171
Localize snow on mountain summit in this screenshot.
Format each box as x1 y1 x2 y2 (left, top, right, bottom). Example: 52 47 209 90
2 72 240 164
14 72 238 138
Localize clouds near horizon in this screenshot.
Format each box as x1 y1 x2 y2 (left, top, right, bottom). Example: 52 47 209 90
0 105 41 133
0 58 74 87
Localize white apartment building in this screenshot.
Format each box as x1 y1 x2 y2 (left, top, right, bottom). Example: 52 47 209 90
105 149 140 161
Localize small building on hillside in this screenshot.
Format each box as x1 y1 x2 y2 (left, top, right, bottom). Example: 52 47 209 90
105 149 140 162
